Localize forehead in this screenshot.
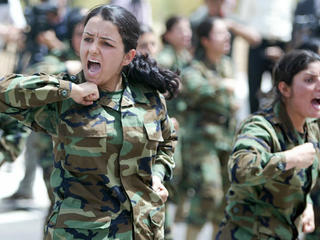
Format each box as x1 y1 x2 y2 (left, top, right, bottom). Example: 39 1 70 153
301 61 320 73
173 19 190 29
140 32 155 40
84 16 121 38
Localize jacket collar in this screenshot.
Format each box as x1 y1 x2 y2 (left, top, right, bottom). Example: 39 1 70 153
77 72 150 108
263 100 313 145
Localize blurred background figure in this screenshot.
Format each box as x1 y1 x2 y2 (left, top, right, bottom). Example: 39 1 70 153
109 0 152 26
180 17 238 240
0 0 27 76
16 0 72 73
156 15 193 240
0 114 30 168
234 0 297 113
157 15 192 71
136 24 159 58
189 0 260 55
291 0 320 49
2 8 85 236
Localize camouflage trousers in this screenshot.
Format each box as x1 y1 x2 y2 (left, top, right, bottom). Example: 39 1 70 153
181 140 229 226
216 220 293 240
45 226 133 240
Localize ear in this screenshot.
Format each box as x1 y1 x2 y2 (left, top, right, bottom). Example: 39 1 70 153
122 49 136 66
163 32 171 43
278 81 291 98
200 37 209 49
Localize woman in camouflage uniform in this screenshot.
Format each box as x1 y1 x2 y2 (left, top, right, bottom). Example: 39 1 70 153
156 15 193 239
0 5 180 240
216 50 320 239
180 17 238 239
136 24 158 58
157 15 193 72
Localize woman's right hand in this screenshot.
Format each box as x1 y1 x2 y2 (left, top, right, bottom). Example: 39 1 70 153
70 82 99 105
284 143 316 170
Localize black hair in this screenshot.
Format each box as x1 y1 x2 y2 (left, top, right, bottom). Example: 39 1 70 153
161 16 184 45
296 37 320 54
84 4 180 99
271 49 320 100
139 24 154 35
66 8 86 51
195 16 218 59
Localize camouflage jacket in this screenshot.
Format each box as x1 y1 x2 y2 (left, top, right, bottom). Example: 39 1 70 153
0 72 176 239
156 44 192 123
156 44 192 73
24 44 80 168
180 56 237 151
0 113 30 165
225 101 320 239
25 44 80 75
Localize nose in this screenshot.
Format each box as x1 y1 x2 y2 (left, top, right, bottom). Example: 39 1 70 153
316 77 320 90
89 40 99 54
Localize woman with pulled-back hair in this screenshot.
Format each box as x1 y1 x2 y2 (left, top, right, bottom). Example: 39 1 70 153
216 49 320 239
0 4 180 240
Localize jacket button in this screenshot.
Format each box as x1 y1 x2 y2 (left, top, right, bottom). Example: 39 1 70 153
61 89 68 97
70 75 77 81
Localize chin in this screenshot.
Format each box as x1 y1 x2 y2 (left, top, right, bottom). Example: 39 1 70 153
308 111 320 119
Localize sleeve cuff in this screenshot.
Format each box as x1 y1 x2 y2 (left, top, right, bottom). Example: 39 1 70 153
263 153 287 178
152 164 167 182
58 80 72 98
307 194 313 204
276 154 287 171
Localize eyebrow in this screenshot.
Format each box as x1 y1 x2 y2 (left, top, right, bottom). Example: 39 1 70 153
304 72 319 78
83 32 116 42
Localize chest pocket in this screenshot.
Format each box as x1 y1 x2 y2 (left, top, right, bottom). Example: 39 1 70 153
144 120 164 157
58 106 108 174
136 120 164 182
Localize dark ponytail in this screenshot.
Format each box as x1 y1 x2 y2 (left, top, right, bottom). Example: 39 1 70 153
123 53 180 100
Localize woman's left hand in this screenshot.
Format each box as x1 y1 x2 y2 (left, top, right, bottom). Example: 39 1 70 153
152 175 168 203
302 203 315 233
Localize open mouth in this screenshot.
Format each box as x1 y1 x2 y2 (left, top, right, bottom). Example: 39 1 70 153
87 60 101 74
311 98 320 110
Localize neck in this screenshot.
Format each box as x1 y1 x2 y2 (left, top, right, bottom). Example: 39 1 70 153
101 75 123 92
205 51 222 65
173 45 185 54
285 102 305 133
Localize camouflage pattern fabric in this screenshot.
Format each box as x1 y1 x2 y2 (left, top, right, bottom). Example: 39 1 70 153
216 101 320 240
0 113 30 166
26 131 54 223
0 71 176 240
156 44 192 74
24 44 80 222
156 43 192 186
25 44 80 75
180 55 237 226
156 43 192 239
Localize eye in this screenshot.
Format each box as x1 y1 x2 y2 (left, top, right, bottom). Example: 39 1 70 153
103 41 113 47
83 37 93 42
305 78 314 83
